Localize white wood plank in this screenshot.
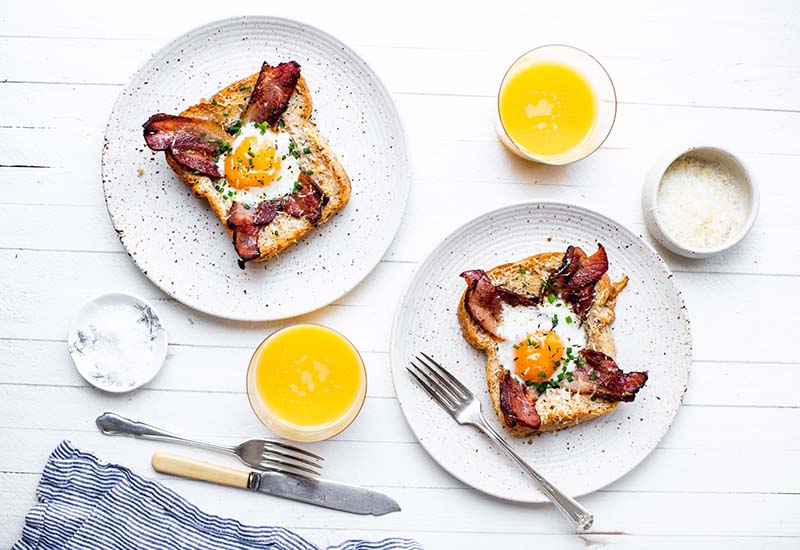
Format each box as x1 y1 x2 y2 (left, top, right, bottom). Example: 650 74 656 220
0 262 795 364
3 337 797 407
0 0 797 68
0 515 796 550
0 386 796 452
1 471 797 536
2 37 799 112
2 84 800 156
1 428 797 496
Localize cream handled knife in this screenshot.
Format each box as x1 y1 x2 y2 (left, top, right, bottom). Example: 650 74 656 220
152 452 400 516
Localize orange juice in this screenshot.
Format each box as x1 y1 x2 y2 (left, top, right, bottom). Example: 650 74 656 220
499 62 597 159
247 324 366 441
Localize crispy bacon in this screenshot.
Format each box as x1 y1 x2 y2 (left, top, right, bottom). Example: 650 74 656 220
226 201 279 265
546 244 609 319
243 61 302 125
460 270 538 338
225 174 325 266
562 349 648 402
143 114 227 178
282 173 325 225
499 371 541 430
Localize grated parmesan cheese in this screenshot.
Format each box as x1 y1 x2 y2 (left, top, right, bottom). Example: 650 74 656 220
656 156 748 250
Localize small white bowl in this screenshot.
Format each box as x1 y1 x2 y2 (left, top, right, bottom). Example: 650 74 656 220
67 293 168 393
642 145 759 258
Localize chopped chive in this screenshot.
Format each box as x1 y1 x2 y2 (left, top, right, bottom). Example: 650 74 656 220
537 372 546 378
302 146 311 154
238 85 251 91
548 293 556 304
566 316 573 324
519 267 527 274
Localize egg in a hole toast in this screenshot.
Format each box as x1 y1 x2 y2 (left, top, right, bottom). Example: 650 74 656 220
143 61 350 268
458 244 648 437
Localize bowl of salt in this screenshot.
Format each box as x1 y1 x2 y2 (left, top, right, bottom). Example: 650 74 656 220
67 293 168 393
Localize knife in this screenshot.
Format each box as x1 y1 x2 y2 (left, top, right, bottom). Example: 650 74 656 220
151 452 400 516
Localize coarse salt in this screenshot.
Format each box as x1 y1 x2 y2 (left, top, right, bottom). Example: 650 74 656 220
656 156 748 250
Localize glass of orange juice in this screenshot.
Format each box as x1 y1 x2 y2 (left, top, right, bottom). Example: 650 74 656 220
246 324 367 442
497 45 616 165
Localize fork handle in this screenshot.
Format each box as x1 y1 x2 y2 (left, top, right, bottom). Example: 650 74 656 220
152 452 251 489
95 412 233 454
475 420 594 531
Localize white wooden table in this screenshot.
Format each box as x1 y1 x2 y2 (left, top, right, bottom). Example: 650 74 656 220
2 1 799 547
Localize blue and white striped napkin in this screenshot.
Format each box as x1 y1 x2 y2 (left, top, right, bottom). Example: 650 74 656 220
13 441 421 550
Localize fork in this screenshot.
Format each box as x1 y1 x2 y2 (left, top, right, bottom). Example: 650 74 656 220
96 412 323 478
407 353 594 531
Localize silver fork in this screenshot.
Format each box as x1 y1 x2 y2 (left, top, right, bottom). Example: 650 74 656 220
96 412 323 479
407 353 594 531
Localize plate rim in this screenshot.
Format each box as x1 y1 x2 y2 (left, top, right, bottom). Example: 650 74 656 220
100 15 411 321
390 200 692 503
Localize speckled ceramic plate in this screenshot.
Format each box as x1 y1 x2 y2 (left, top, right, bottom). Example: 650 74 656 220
391 202 691 503
102 17 409 321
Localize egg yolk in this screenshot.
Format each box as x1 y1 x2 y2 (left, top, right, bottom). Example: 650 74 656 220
514 331 564 382
224 135 282 189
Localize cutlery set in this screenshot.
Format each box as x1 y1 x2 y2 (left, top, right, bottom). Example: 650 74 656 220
96 412 399 516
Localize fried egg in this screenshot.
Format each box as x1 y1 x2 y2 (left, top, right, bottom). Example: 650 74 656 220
215 123 302 204
496 296 586 385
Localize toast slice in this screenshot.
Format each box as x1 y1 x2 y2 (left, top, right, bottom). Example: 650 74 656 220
458 248 640 437
145 63 350 267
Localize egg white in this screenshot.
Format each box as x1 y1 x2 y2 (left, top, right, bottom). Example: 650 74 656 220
215 124 302 204
496 298 586 382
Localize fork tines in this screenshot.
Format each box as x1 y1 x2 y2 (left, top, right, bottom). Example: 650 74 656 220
407 352 471 414
260 441 323 480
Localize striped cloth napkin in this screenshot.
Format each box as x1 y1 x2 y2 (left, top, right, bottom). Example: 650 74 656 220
13 441 421 550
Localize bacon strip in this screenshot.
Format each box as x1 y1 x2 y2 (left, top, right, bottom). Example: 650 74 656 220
460 270 538 338
562 349 648 402
546 244 609 319
282 173 325 225
225 173 326 265
499 372 541 430
226 201 279 265
243 61 302 125
143 114 227 178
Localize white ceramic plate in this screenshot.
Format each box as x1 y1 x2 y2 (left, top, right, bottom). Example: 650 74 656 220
391 202 691 503
102 16 409 321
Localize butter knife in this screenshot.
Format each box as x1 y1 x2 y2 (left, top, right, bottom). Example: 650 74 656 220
152 452 400 516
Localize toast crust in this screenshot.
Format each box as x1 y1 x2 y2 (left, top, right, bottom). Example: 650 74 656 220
458 251 629 437
163 71 351 263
